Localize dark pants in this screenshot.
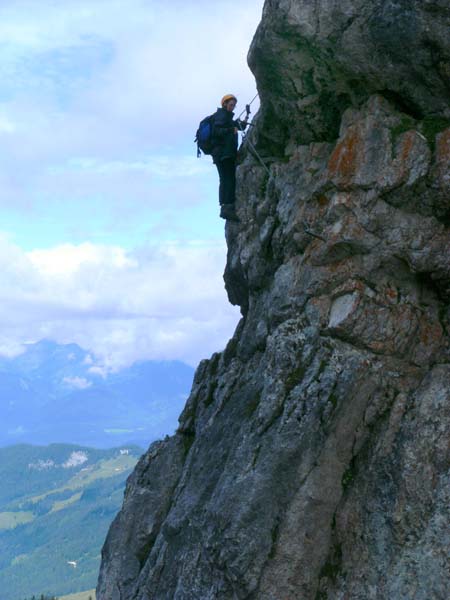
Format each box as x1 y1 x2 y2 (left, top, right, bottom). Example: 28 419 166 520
215 158 236 205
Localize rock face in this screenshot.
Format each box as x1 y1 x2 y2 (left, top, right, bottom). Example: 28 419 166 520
97 1 450 599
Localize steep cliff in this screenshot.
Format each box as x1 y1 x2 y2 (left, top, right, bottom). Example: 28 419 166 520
97 1 450 598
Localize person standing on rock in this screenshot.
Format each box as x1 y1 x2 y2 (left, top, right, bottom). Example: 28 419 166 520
211 94 248 221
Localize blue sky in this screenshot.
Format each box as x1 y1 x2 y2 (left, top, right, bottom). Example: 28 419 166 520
0 0 264 367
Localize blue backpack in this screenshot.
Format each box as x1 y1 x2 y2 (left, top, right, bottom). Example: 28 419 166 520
195 114 215 157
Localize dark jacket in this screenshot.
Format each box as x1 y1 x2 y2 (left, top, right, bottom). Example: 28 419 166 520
211 107 247 164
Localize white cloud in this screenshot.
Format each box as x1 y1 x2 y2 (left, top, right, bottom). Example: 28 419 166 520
0 0 263 216
0 1 262 146
62 451 88 468
0 2 257 368
0 114 16 133
28 458 55 470
29 242 135 276
0 235 240 368
55 155 212 179
62 376 93 390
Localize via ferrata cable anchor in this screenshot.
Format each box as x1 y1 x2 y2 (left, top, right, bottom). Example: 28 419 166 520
302 221 326 242
238 98 271 178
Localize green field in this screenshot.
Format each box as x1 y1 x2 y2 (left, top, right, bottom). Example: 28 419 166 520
0 444 141 600
28 455 138 505
50 492 83 514
60 590 96 599
0 511 34 530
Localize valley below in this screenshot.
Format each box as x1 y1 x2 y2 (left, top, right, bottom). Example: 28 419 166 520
0 443 142 600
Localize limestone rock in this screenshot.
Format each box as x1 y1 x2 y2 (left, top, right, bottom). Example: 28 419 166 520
248 0 450 151
97 1 450 598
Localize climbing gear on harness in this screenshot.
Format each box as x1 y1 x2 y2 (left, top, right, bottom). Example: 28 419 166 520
237 92 259 120
196 91 270 177
195 113 216 157
236 97 272 177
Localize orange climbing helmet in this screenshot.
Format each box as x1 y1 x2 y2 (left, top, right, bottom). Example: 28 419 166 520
221 94 237 106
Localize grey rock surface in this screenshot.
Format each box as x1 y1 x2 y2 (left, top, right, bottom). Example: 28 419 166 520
248 0 450 150
97 1 450 598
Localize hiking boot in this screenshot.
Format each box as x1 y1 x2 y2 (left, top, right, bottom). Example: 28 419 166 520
220 204 239 221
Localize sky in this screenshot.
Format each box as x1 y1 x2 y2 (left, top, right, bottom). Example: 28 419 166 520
0 0 264 369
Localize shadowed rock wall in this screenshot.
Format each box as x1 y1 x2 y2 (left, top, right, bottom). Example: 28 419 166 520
97 1 450 598
249 0 450 151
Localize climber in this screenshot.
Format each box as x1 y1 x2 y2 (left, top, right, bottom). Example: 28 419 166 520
211 94 248 221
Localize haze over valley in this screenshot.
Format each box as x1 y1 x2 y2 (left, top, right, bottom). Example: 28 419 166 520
1 339 194 448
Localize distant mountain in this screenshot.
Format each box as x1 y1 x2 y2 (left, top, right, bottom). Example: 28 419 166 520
0 340 194 448
0 443 141 600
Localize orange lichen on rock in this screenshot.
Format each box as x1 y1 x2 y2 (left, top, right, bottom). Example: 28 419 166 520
327 128 361 187
435 127 450 189
399 131 416 164
436 127 450 160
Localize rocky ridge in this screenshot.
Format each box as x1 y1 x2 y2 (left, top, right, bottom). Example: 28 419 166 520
97 1 450 598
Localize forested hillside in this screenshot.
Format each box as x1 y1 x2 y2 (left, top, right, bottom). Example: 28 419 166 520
0 444 140 600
